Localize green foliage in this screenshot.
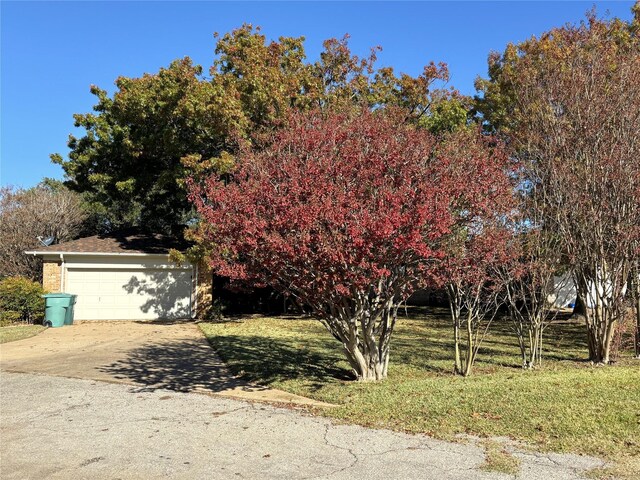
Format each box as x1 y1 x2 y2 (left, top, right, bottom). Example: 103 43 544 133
52 59 219 232
419 96 470 134
38 177 67 192
474 8 639 134
53 24 457 234
0 277 46 325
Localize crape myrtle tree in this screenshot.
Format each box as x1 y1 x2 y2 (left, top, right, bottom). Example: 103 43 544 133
497 163 568 370
476 9 640 364
52 25 454 234
498 227 568 369
189 108 510 381
434 129 515 376
442 227 514 377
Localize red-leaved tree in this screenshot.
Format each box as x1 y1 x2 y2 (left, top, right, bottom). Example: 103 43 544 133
190 108 510 381
433 130 515 376
442 226 514 376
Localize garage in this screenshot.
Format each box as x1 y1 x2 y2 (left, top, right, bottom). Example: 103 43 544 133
66 265 192 321
25 229 210 321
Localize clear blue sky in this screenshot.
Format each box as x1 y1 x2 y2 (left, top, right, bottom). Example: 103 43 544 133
1 1 635 188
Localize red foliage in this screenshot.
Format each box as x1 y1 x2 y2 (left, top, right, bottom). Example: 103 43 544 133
428 130 516 292
190 109 511 309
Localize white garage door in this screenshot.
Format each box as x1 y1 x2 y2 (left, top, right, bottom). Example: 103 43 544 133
66 268 192 320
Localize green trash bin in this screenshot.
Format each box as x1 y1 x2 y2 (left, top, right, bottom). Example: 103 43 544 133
65 295 78 325
42 294 75 328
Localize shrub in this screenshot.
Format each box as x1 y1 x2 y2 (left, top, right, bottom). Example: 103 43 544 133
0 277 46 325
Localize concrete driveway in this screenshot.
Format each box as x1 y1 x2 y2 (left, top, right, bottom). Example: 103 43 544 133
0 321 324 406
0 372 604 480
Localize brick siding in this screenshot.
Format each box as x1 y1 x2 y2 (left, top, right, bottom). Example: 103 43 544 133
195 262 213 318
42 260 62 293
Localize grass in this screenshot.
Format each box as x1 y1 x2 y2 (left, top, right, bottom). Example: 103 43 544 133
0 324 45 344
199 308 640 474
585 456 640 480
479 440 521 475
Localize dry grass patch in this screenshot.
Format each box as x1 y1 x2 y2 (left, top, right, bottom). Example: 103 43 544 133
0 325 45 344
479 440 521 475
586 455 640 480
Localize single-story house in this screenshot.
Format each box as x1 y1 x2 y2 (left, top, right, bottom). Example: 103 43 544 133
25 229 212 321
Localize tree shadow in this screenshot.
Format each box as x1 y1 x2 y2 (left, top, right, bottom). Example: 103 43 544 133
391 308 592 371
207 332 354 387
121 270 191 319
100 227 191 253
98 337 268 394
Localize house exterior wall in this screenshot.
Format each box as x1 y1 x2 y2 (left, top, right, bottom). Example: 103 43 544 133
42 260 62 293
195 262 213 319
549 273 578 309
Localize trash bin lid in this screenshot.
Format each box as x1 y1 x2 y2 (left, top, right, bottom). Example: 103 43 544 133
42 293 75 298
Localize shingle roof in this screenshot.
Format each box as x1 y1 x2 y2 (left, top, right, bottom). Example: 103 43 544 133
31 228 191 254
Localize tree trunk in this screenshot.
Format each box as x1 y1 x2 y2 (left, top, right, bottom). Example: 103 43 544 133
583 310 615 364
632 268 640 359
576 273 616 364
507 307 528 368
447 285 463 374
602 318 616 364
342 346 389 381
635 299 640 359
463 310 474 377
635 293 640 359
527 328 536 369
326 300 398 381
453 319 462 374
585 319 599 362
527 317 545 369
537 323 544 367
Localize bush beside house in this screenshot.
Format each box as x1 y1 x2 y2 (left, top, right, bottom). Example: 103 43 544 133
0 277 46 325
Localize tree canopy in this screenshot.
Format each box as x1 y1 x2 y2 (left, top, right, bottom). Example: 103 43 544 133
53 25 458 234
189 107 511 380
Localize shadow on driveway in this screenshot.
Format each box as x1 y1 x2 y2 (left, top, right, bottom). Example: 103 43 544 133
1 321 331 406
98 337 269 394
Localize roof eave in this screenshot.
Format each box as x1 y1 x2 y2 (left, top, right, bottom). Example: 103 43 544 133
24 251 176 257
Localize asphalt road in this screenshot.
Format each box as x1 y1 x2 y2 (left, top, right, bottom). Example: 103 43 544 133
0 372 604 479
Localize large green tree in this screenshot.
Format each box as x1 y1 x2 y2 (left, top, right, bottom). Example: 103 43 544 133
51 59 230 232
53 25 456 234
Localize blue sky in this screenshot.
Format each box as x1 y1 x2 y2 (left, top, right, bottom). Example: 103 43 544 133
1 1 635 188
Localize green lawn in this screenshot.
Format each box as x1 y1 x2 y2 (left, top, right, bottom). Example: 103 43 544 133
0 324 45 344
199 309 639 475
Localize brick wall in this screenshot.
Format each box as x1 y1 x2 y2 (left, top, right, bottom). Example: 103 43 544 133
42 260 62 293
195 262 213 318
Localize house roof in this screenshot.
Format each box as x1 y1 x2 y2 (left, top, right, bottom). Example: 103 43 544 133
25 228 191 256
